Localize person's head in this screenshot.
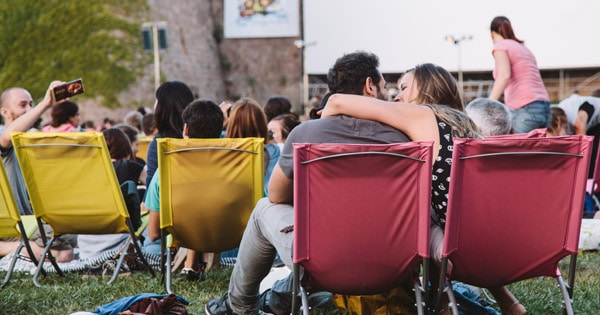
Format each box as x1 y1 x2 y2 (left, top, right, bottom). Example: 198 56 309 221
123 110 143 131
490 16 523 43
264 96 292 121
592 89 600 98
182 99 224 139
465 98 512 136
154 80 194 138
82 120 96 131
268 113 301 144
547 107 570 137
0 87 33 126
49 101 79 128
327 51 387 100
225 98 268 142
395 63 464 111
114 123 140 157
141 113 157 136
103 127 133 161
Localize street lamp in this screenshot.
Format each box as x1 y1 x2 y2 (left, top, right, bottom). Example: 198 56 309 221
445 34 473 90
142 22 168 91
293 39 316 115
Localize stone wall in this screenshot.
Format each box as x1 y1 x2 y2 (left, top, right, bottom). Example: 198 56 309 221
65 0 302 128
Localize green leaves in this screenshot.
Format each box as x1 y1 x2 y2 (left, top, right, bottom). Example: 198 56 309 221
0 0 150 107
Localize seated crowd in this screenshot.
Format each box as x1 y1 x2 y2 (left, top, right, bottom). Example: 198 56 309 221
0 49 598 315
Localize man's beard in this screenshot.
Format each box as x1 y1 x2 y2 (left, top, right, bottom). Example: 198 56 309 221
376 87 387 101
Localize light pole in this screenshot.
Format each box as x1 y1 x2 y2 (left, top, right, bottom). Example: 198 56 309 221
445 34 473 90
293 39 316 116
142 22 168 91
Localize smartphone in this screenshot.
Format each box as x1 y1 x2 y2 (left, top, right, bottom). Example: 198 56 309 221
52 78 84 101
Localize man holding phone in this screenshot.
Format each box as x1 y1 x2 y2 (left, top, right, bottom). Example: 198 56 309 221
0 81 75 262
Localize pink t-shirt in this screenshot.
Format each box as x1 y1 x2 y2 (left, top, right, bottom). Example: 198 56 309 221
492 39 549 109
42 123 77 133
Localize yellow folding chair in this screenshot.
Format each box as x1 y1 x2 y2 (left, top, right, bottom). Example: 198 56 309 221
0 161 55 289
10 132 156 286
157 137 264 294
137 137 151 161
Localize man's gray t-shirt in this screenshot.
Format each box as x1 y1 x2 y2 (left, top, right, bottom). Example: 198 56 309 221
1 145 33 215
279 115 410 178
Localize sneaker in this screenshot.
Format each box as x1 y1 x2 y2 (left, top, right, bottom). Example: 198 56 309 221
82 259 131 279
205 293 235 315
257 289 334 315
180 267 207 281
205 293 268 315
307 291 335 313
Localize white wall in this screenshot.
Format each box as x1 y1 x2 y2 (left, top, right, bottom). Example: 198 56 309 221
304 0 600 74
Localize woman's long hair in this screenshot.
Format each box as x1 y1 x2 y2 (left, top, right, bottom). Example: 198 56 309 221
154 81 194 138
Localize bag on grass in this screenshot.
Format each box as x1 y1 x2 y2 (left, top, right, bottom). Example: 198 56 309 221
93 293 189 315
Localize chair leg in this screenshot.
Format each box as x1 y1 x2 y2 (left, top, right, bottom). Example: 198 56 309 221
107 243 129 285
592 193 600 210
435 258 460 314
421 258 430 312
1 241 26 289
445 280 460 315
557 274 574 315
126 221 156 278
291 264 300 315
414 281 424 315
165 247 173 294
33 237 56 287
299 286 309 315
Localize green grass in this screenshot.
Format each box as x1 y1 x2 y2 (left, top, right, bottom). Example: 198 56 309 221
1 251 599 314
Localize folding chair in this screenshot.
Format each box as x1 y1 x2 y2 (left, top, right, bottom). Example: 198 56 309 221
0 161 54 289
157 137 264 294
10 132 156 286
436 135 592 315
137 137 151 161
586 146 600 210
291 142 433 315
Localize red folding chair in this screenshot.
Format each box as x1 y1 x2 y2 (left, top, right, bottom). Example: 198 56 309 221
291 142 433 315
436 135 592 315
586 144 600 209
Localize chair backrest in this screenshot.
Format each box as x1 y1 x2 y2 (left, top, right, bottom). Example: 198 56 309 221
0 159 32 239
157 137 264 252
442 135 592 288
293 142 433 295
11 132 130 236
137 137 151 161
588 142 600 192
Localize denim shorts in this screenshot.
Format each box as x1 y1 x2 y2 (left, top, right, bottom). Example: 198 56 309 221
510 100 551 134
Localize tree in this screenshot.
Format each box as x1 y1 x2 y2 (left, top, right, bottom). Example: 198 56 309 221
0 0 149 107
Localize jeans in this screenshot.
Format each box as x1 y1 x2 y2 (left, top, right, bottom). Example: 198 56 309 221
228 198 294 314
140 228 161 256
510 100 551 134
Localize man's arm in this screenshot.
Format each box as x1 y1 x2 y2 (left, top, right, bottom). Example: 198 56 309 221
0 81 62 148
267 164 293 204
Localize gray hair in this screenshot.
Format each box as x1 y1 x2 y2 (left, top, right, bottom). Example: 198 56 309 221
465 98 512 136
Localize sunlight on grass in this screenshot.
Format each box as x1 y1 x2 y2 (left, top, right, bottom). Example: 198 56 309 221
1 251 599 314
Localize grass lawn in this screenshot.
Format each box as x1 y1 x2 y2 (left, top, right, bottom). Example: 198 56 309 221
1 251 599 314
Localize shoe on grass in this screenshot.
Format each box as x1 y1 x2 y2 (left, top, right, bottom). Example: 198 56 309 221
205 293 269 315
179 267 207 281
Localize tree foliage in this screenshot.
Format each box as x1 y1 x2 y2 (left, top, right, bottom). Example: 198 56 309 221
0 0 149 107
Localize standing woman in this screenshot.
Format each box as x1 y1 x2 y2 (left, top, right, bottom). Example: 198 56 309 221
489 16 550 134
